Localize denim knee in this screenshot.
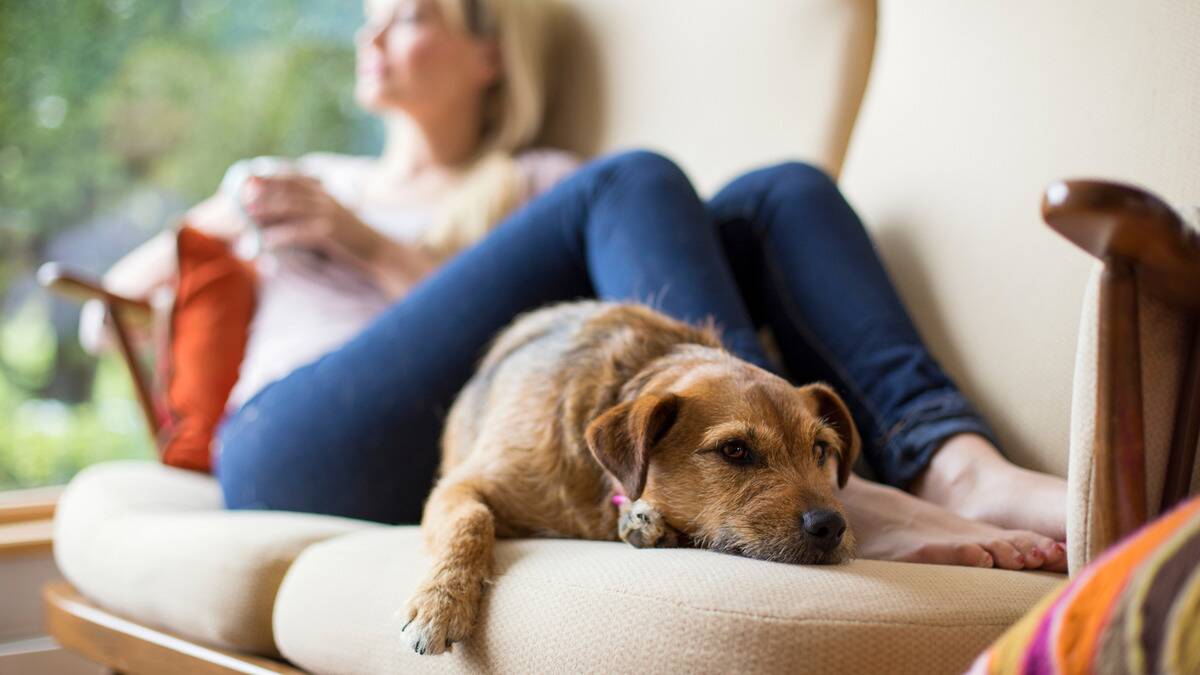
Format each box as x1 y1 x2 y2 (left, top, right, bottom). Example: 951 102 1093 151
712 161 846 234
600 149 693 192
756 161 836 190
580 148 703 243
755 161 843 210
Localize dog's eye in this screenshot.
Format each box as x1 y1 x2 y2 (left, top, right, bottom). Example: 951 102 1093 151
814 442 829 466
719 441 753 465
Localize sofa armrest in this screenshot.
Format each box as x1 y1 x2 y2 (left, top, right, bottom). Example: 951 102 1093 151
38 262 162 441
1044 180 1200 559
1042 179 1200 310
37 262 154 318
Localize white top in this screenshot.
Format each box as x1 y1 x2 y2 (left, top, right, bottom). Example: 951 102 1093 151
224 149 580 408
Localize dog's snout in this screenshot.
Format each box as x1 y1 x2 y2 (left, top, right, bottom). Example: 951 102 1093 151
801 509 846 551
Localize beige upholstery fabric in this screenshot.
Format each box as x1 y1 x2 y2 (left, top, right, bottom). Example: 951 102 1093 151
540 0 876 193
273 528 1062 675
839 0 1200 480
1065 267 1101 572
53 461 380 656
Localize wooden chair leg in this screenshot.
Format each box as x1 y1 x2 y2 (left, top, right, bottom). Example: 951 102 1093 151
1096 259 1148 543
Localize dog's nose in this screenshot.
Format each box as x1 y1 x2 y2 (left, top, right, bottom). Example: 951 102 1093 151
801 509 846 551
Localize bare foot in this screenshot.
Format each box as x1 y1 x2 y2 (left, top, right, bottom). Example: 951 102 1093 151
842 475 1067 572
911 434 1067 542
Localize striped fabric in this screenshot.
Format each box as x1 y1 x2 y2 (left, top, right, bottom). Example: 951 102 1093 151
968 497 1200 674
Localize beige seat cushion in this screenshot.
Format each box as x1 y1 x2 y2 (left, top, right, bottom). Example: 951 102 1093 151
53 461 381 657
274 527 1062 675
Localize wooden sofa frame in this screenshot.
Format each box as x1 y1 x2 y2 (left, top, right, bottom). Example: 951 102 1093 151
33 179 1200 673
1041 180 1200 541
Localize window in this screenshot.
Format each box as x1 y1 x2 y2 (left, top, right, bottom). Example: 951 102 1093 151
0 0 377 491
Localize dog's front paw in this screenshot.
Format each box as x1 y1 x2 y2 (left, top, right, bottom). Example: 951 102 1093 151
619 499 682 549
402 580 480 656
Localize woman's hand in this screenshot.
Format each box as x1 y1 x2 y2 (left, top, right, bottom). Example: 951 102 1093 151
240 175 378 263
241 175 442 298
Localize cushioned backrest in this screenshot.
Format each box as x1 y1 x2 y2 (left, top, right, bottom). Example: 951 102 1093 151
839 0 1200 477
542 0 876 193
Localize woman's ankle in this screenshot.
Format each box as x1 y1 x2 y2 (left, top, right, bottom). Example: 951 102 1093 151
910 433 997 507
910 433 1067 541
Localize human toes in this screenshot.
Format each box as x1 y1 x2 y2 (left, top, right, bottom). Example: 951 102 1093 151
979 537 1028 570
1040 542 1068 573
980 530 1072 571
1010 530 1069 569
1006 535 1045 569
908 541 994 568
1012 530 1073 572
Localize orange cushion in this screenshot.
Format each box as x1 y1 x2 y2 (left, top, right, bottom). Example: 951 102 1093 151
159 226 255 472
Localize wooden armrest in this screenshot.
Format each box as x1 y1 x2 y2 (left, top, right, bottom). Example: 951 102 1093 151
37 262 153 320
1045 179 1200 550
1042 179 1200 310
38 261 163 441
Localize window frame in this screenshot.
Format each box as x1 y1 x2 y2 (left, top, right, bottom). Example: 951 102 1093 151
0 487 60 556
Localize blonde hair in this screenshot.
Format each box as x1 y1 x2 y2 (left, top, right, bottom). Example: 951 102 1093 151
420 0 554 254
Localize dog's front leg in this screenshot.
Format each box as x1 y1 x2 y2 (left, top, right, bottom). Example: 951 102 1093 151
618 499 684 549
403 476 494 655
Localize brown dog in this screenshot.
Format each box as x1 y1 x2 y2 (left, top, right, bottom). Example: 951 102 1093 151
403 301 861 655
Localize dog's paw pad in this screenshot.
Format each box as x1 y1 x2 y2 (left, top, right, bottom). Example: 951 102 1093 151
402 585 477 656
402 619 453 656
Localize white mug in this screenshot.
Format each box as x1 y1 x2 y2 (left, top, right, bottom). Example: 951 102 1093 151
220 156 301 258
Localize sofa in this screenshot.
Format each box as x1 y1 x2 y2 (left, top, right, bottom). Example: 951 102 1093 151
48 1 1200 673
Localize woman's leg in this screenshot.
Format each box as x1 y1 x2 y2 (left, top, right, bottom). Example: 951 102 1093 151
216 150 767 524
708 162 1067 565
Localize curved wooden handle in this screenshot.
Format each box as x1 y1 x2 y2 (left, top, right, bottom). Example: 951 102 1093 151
1042 179 1200 309
37 261 161 441
37 262 152 318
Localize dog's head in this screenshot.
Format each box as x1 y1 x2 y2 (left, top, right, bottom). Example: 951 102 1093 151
585 353 860 564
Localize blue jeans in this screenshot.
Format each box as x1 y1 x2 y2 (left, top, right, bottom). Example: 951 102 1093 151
216 150 998 523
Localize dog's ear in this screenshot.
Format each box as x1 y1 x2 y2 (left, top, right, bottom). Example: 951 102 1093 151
799 383 860 489
585 393 680 501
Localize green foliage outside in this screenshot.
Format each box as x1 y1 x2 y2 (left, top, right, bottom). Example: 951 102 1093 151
0 0 378 490
0 301 152 488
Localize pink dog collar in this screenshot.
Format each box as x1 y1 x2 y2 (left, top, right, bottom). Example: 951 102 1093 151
610 479 628 507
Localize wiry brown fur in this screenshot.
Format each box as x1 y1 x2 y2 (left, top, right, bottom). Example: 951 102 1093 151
403 301 861 655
